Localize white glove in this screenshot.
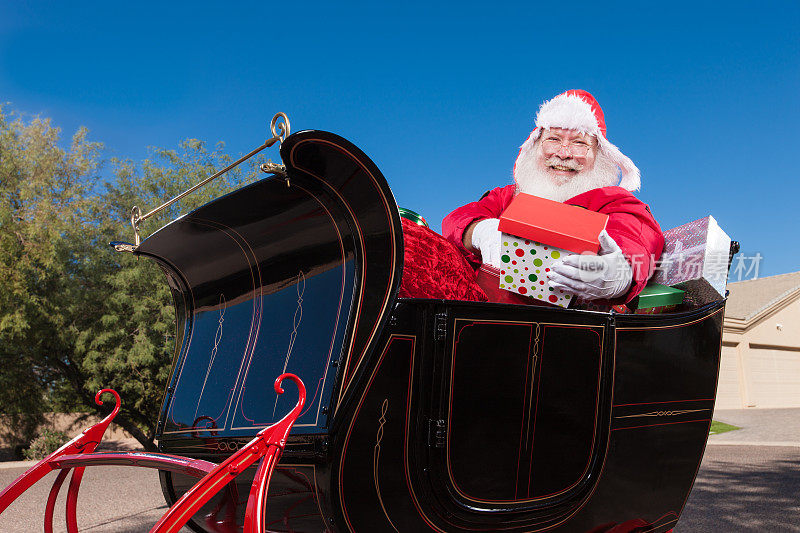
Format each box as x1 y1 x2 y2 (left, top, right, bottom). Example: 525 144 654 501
547 230 633 301
471 218 503 268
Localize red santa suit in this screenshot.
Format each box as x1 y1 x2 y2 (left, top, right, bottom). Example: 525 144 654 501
442 184 664 304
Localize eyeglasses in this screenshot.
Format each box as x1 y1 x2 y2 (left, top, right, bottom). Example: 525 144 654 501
541 137 593 157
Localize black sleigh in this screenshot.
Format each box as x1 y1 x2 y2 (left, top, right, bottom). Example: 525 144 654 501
128 124 726 532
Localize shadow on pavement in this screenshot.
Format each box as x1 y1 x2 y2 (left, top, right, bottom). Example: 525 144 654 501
678 447 800 532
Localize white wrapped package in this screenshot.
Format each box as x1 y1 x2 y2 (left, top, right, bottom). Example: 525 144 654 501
652 215 731 305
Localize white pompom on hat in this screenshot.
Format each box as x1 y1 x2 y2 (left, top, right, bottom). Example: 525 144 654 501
513 89 641 192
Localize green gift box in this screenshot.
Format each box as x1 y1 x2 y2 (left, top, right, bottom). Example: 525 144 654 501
398 207 429 228
631 283 685 314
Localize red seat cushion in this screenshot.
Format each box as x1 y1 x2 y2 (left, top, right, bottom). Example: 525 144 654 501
399 219 487 302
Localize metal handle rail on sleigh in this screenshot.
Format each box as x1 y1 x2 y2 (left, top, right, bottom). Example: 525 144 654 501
0 114 306 533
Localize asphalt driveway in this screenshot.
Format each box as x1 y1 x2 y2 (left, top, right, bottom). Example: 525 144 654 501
0 461 192 533
677 444 800 532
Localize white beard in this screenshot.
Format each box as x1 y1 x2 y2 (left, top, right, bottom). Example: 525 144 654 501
514 143 620 202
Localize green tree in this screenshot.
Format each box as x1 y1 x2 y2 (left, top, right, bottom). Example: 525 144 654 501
81 139 264 449
0 108 103 449
0 107 265 452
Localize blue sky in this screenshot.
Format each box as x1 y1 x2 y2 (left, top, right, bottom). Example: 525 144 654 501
2 1 798 278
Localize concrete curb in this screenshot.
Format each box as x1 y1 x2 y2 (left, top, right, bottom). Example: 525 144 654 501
0 460 36 470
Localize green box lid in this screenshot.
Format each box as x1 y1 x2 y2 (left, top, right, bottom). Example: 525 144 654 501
398 207 428 228
635 283 685 309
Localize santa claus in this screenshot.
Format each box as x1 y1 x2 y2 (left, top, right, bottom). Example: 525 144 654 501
442 90 664 303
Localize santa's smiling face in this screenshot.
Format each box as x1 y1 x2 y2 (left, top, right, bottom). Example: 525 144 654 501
515 127 620 202
536 128 597 184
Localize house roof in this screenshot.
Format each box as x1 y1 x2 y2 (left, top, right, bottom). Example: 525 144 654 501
725 271 800 321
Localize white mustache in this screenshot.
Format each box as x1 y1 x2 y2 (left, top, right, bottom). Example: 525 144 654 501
545 156 583 171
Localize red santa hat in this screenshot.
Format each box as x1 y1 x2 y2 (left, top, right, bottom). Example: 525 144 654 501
513 90 641 192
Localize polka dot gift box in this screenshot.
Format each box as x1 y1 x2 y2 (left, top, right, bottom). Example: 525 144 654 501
497 193 609 308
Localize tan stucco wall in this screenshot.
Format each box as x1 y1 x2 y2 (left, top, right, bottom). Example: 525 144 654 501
745 296 800 346
718 293 800 409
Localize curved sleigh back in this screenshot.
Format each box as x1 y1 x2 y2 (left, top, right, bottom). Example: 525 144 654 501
135 130 403 446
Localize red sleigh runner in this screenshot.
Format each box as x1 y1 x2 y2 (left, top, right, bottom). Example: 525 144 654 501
0 374 305 533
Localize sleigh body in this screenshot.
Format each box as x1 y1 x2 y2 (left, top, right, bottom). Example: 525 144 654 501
134 130 727 532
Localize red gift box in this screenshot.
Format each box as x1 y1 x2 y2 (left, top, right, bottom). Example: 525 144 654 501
498 193 608 254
